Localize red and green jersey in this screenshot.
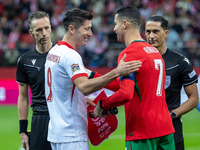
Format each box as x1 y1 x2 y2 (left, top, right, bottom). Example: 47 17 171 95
102 41 174 140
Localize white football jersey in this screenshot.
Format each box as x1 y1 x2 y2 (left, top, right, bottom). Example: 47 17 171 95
45 41 88 143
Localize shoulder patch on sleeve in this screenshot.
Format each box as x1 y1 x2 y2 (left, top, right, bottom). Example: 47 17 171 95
71 63 80 73
188 70 196 78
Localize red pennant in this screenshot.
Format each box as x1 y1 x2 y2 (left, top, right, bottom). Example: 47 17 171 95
87 90 118 146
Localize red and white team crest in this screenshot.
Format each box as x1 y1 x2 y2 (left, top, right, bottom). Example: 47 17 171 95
87 91 118 146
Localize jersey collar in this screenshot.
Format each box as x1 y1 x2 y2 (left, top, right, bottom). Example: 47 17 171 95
35 42 54 54
58 41 74 50
130 40 146 44
163 46 168 55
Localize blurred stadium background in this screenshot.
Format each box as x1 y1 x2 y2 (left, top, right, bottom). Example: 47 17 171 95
0 0 200 149
0 0 200 67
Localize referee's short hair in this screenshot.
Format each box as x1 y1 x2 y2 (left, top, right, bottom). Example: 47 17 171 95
28 11 50 28
146 16 168 30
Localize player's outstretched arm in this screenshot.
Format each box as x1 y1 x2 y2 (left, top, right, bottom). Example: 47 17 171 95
74 54 142 95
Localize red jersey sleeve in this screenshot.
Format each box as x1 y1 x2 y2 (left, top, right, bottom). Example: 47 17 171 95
102 77 135 109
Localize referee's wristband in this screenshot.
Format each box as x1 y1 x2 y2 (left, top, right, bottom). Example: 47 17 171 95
19 120 28 134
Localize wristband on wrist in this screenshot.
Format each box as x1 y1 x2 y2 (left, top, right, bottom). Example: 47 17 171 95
19 120 28 134
170 111 176 119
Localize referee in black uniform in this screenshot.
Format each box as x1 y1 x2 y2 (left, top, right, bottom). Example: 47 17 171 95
145 16 199 150
17 11 53 150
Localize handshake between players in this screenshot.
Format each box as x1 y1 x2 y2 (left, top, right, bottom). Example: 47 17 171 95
86 97 118 118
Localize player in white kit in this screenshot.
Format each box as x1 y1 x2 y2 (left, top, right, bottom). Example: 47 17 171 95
45 8 142 150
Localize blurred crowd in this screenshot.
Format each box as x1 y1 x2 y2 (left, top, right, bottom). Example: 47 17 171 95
0 0 200 67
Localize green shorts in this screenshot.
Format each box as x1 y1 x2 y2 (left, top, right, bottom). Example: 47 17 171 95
125 134 175 150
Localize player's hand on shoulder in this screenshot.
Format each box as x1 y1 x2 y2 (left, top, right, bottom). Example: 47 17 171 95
117 53 142 76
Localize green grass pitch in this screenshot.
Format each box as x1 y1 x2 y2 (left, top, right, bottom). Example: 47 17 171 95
0 106 200 150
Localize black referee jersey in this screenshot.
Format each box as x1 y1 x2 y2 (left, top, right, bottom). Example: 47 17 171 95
16 46 53 112
162 48 198 111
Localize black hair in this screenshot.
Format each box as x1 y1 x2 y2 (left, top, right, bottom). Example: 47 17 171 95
63 8 93 31
146 15 168 30
115 5 141 28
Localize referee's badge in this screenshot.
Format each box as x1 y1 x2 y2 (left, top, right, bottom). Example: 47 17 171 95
165 76 171 89
188 70 196 78
71 63 80 73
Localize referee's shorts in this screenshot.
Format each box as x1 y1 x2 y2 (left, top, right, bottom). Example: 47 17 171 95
173 117 184 150
30 111 52 150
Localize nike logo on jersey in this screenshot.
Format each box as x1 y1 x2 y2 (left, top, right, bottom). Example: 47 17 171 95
31 59 36 65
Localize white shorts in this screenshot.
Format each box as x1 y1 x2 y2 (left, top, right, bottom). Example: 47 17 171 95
50 141 89 150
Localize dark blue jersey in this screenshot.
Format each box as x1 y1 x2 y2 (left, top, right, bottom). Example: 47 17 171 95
163 48 198 111
16 45 54 112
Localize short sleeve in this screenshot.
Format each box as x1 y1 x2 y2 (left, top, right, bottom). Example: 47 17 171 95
16 56 28 84
179 56 198 86
62 51 88 82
